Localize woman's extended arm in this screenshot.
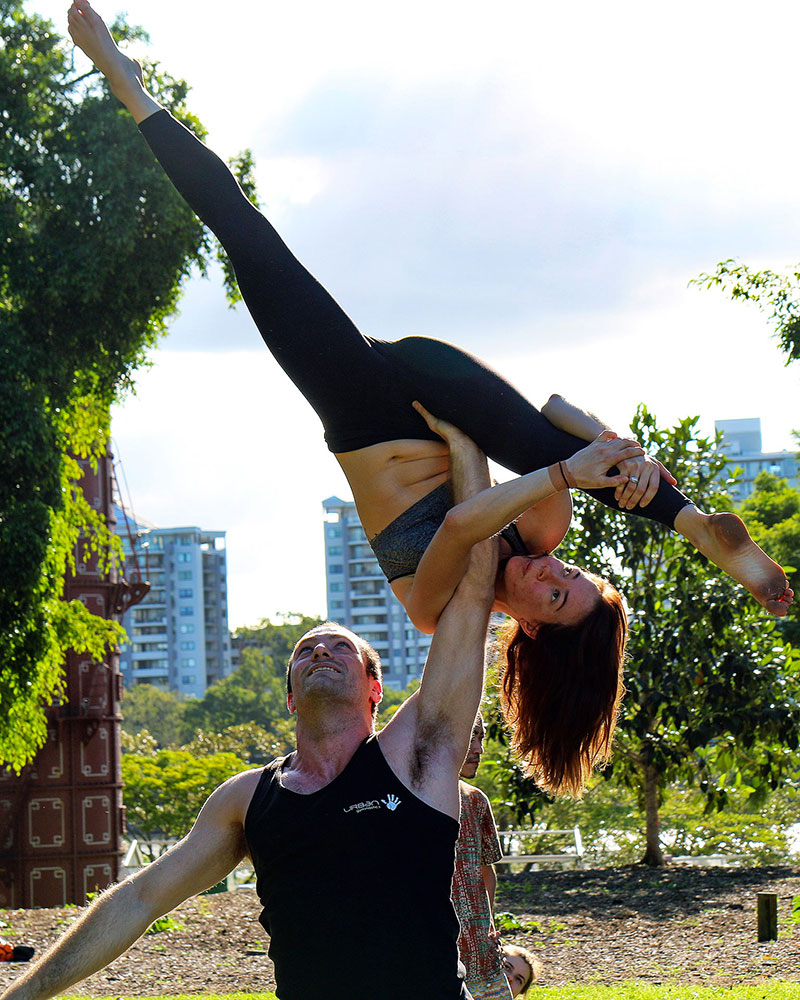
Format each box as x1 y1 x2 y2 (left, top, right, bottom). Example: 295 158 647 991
398 407 643 632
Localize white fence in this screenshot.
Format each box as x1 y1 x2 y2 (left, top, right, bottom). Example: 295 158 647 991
496 826 585 869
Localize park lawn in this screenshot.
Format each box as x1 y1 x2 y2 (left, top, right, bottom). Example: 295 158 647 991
60 986 800 1000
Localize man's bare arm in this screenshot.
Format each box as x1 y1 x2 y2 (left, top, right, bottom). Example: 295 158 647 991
1 772 255 1000
381 410 498 816
482 863 498 917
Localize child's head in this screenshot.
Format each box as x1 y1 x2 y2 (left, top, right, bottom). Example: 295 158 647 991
502 944 541 996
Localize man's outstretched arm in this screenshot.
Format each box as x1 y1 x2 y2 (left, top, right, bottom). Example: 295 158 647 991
1 772 255 1000
380 410 498 818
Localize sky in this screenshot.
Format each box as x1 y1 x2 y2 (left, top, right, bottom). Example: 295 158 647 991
35 0 800 627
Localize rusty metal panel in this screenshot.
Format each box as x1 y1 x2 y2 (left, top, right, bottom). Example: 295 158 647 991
78 726 113 783
26 863 68 908
26 794 68 853
81 792 114 849
0 864 17 908
0 799 14 851
80 858 116 899
29 727 67 785
0 451 145 907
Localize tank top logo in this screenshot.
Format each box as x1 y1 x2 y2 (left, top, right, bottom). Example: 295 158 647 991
343 794 402 814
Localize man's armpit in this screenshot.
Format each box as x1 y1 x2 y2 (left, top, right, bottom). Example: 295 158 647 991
409 712 456 790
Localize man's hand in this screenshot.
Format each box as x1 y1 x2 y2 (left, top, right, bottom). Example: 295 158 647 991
614 453 677 510
413 401 481 458
412 401 487 506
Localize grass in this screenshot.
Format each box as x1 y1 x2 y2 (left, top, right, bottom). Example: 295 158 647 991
60 986 800 1000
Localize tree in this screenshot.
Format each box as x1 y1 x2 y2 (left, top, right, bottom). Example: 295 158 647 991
120 684 187 749
182 722 295 764
491 408 800 866
739 472 800 645
182 646 294 738
121 749 247 850
0 1 253 768
231 613 324 666
692 259 800 363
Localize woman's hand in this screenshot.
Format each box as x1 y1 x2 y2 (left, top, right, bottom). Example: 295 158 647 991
614 453 678 510
564 430 644 490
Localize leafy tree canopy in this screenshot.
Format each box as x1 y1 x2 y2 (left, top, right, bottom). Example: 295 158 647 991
121 684 188 749
0 0 253 768
182 646 293 736
692 259 800 363
121 748 247 847
739 472 800 645
231 613 324 667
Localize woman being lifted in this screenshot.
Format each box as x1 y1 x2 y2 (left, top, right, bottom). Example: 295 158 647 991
68 0 793 796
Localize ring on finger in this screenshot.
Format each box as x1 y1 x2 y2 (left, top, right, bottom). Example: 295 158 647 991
630 476 640 484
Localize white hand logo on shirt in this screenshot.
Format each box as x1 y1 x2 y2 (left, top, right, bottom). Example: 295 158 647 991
382 794 401 811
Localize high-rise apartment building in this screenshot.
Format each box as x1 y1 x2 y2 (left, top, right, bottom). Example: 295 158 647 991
115 511 232 696
716 418 798 501
322 497 432 689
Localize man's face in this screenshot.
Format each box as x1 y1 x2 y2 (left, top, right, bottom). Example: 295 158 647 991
459 716 485 779
287 626 382 716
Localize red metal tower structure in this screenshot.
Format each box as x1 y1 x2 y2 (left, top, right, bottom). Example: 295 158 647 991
0 450 148 907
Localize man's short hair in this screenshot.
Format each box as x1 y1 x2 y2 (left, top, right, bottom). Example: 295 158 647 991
286 622 383 718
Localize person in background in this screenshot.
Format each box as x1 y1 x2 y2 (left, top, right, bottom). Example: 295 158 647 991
502 944 540 997
452 713 510 999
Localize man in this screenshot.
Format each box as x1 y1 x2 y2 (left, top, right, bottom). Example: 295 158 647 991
3 609 494 1000
2 605 495 1000
3 407 496 997
452 714 511 1000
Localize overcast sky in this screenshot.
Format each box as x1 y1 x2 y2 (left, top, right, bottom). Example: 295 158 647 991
37 0 800 626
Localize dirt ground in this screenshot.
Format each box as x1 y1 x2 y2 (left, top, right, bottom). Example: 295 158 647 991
1 865 799 993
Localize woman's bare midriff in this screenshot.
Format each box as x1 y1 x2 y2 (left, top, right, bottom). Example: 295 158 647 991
335 438 450 540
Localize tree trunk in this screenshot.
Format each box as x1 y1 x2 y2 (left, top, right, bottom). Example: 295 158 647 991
641 763 664 866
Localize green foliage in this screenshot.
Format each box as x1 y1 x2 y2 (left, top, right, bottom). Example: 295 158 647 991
377 678 420 723
182 646 293 737
692 259 800 363
0 1 257 768
488 407 800 864
145 915 182 935
739 472 800 645
121 684 188 748
120 729 159 755
182 722 295 764
231 613 324 667
122 748 247 845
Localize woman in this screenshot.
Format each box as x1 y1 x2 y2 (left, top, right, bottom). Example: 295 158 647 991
68 1 793 794
502 944 540 997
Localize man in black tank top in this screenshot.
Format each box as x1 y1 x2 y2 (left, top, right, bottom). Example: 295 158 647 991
5 458 496 1000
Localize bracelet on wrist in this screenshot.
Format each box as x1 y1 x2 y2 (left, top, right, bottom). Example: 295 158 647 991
559 460 577 489
548 463 569 492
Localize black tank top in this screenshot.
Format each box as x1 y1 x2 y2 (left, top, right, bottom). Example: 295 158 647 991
244 735 465 999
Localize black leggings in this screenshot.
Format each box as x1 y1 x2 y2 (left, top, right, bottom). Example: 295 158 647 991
139 110 692 529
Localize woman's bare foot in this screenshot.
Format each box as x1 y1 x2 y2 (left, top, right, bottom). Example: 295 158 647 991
675 507 794 616
67 1 158 121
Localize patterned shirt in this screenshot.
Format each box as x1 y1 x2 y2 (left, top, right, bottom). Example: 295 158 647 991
452 782 509 998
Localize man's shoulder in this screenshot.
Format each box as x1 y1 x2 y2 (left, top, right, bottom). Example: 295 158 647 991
459 780 490 808
215 765 269 817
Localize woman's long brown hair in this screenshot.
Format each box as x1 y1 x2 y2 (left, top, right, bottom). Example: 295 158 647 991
498 574 628 797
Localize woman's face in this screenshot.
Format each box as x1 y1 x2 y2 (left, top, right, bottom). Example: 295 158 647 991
501 554 601 628
503 950 531 996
